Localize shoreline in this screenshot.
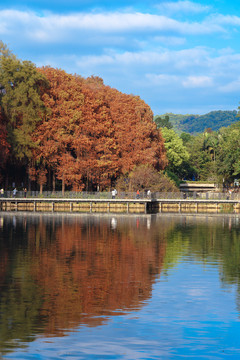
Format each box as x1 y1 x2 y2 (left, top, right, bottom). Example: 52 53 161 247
0 198 240 215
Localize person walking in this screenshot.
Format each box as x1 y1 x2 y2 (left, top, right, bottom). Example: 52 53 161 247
112 188 117 199
0 188 4 198
13 188 17 197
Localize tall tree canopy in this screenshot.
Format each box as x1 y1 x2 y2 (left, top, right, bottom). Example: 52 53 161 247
217 122 240 181
31 67 167 191
161 128 189 172
0 45 47 162
0 43 167 191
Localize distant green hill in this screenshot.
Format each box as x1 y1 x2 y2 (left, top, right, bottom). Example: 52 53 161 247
154 110 239 134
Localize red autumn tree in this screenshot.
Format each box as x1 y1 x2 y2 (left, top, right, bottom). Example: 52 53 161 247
33 67 85 193
101 85 167 174
84 77 167 182
32 68 167 192
80 77 120 189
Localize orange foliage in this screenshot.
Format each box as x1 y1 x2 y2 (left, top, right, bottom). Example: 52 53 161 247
29 217 167 334
105 88 167 173
33 68 167 190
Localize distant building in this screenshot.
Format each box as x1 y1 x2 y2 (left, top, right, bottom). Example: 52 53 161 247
180 182 218 193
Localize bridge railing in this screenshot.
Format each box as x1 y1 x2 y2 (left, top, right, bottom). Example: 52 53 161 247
1 190 240 201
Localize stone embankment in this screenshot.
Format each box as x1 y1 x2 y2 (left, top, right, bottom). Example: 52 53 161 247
0 198 240 214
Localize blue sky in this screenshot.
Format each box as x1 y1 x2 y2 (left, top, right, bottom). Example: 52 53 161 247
1 0 240 115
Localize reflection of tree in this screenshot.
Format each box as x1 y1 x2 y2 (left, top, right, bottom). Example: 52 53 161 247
163 216 240 306
3 214 240 355
0 214 168 353
31 216 168 335
0 217 45 354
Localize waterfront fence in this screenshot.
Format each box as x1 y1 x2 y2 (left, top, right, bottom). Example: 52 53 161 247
2 190 240 201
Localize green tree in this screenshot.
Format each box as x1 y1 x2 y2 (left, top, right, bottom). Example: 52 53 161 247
186 133 212 180
217 123 240 182
161 128 189 174
0 41 14 59
203 131 219 162
180 132 192 145
154 115 173 129
0 44 47 161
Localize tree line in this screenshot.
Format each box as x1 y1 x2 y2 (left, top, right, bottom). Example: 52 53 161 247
155 110 239 134
0 42 173 193
1 41 240 194
156 115 240 187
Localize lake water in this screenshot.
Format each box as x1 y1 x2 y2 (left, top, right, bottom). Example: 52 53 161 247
0 212 240 359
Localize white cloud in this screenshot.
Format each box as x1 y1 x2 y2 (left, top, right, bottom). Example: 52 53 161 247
212 14 240 26
0 8 225 45
219 78 240 93
145 73 180 85
154 36 186 46
77 54 115 67
207 53 240 77
156 1 210 14
1 5 240 114
182 75 213 88
76 47 211 69
36 46 240 96
31 45 240 114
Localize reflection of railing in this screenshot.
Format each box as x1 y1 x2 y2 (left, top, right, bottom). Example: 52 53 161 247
2 190 240 201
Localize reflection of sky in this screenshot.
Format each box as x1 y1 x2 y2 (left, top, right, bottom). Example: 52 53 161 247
5 261 240 359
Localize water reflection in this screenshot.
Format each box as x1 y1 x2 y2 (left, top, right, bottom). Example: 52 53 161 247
163 214 240 288
0 213 240 357
110 217 117 230
0 213 169 354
